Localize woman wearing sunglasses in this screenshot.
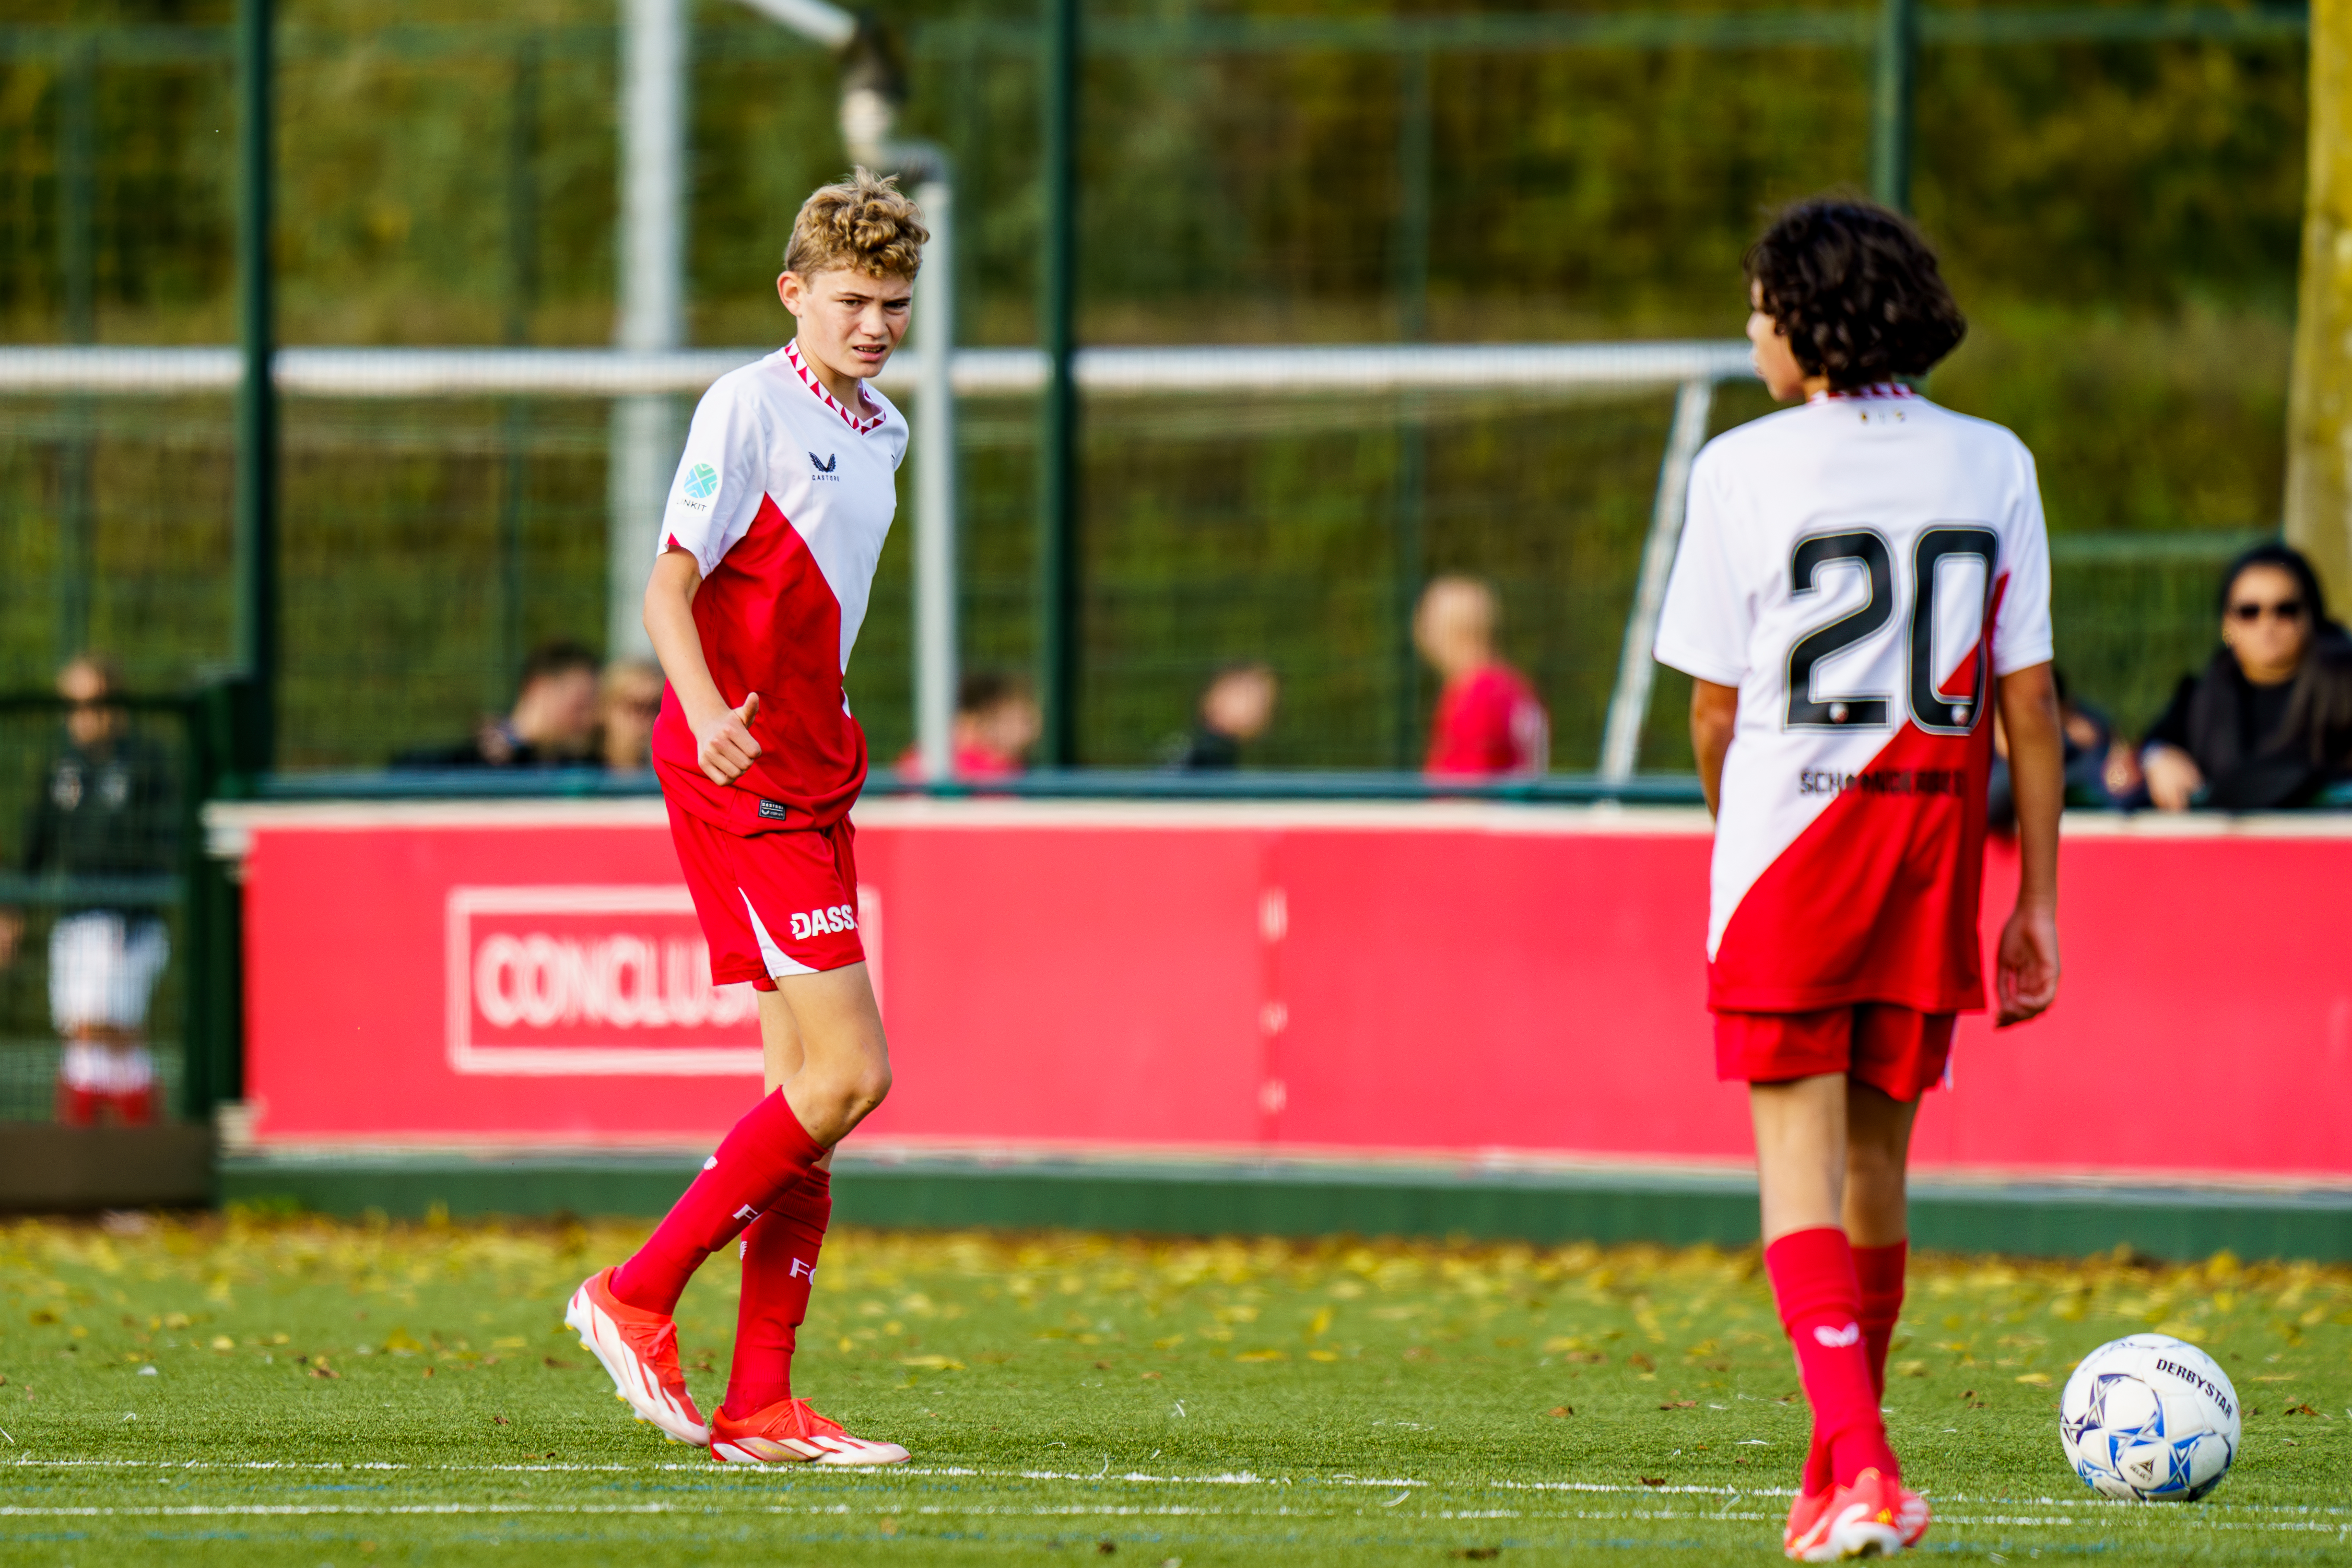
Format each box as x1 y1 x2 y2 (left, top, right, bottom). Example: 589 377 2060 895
2139 542 2352 810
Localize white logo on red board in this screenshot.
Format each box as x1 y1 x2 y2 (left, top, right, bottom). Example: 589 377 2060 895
447 886 762 1077
473 932 759 1031
447 883 885 1077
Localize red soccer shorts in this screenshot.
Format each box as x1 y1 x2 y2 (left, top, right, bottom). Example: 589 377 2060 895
666 798 864 987
1713 1003 1955 1103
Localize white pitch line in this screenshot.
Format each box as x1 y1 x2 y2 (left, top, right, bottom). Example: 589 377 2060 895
2 1498 2342 1536
7 1453 2343 1533
0 1505 686 1518
3 1455 1418 1490
6 1458 418 1471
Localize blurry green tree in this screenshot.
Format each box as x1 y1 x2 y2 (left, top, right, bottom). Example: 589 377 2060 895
0 0 2307 768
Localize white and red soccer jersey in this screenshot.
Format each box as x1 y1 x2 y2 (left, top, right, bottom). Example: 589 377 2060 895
1653 385 2053 1015
650 340 908 835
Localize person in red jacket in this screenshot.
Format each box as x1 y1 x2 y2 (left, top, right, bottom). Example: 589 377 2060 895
1415 574 1549 776
896 671 1042 781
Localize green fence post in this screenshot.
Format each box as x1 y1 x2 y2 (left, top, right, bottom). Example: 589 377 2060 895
1871 0 1918 211
233 0 278 774
1036 0 1081 766
55 33 97 667
499 34 541 703
1390 49 1432 769
180 684 245 1128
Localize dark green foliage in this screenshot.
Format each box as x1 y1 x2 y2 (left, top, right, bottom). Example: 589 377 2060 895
0 0 2306 765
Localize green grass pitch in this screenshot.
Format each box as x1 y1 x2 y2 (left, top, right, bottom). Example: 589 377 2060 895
1 1213 2346 1565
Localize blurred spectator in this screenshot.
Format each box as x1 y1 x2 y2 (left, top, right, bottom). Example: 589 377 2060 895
2138 543 2352 811
393 639 601 768
598 658 665 772
1415 575 1549 777
1162 662 1279 770
0 654 177 1126
898 672 1042 780
1988 668 2142 827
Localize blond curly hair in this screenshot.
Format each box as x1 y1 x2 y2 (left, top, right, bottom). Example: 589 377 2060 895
783 168 928 280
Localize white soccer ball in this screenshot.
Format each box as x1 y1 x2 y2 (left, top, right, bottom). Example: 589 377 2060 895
2059 1334 2239 1502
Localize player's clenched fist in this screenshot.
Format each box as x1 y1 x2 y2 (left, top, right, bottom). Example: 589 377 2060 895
694 691 762 784
1993 902 2060 1028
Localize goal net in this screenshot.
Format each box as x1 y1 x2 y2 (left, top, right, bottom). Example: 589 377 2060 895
0 340 1749 775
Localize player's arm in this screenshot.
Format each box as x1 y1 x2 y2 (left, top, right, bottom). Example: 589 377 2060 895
1994 660 2063 1027
643 549 762 786
1690 679 1738 818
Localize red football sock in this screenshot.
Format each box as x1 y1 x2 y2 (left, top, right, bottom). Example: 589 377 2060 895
1766 1227 1900 1489
611 1091 827 1316
1801 1426 1834 1498
723 1166 832 1419
1854 1240 1909 1396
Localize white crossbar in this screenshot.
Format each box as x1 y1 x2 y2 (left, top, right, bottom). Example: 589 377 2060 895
0 341 1753 399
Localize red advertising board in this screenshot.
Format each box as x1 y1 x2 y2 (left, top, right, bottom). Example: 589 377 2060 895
218 798 2352 1182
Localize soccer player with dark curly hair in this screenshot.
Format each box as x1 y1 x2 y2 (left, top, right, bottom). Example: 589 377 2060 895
562 170 927 1469
1653 197 2065 1560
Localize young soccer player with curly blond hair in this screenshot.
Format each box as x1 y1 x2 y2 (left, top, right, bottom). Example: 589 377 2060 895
565 170 927 1467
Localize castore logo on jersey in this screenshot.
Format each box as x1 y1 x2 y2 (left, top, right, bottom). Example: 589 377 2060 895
810 451 840 480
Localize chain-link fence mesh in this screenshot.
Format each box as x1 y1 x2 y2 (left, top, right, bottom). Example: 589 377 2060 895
0 3 2307 773
0 375 2265 772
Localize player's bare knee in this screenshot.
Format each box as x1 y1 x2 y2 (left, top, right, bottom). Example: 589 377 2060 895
1847 1139 1907 1200
845 1059 892 1115
802 1056 889 1122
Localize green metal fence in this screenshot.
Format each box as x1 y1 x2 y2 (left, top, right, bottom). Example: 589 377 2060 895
0 1 2312 772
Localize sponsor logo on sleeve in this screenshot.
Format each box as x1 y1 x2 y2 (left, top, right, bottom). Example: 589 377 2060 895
680 462 720 510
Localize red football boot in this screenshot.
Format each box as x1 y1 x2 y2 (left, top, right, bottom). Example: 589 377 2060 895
1784 1467 1905 1560
708 1397 910 1466
563 1267 708 1445
1896 1482 1931 1549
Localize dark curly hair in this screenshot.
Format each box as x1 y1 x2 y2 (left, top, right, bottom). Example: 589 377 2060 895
1745 197 1967 386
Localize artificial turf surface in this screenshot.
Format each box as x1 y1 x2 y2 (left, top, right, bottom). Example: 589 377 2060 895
0 1213 2346 1566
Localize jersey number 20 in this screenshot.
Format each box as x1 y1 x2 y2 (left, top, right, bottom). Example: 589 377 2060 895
1785 526 2000 734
